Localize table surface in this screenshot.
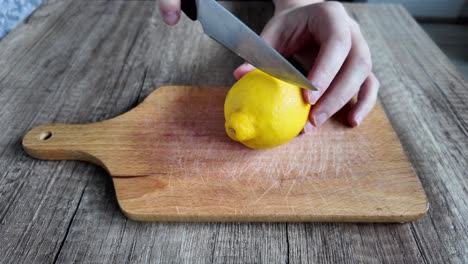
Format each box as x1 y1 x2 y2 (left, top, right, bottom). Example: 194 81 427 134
0 1 467 263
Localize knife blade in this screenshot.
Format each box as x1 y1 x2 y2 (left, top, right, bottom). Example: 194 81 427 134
181 0 318 91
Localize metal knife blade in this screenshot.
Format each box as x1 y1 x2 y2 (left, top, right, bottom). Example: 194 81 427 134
184 0 318 91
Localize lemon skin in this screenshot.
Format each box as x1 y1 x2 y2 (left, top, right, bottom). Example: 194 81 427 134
224 69 311 149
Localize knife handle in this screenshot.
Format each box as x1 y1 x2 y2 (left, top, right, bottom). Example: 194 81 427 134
181 0 197 20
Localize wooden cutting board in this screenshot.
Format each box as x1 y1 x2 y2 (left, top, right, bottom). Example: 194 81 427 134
23 86 428 222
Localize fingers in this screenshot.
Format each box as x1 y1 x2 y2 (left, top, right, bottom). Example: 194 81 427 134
301 120 314 134
158 0 181 25
348 72 379 126
231 2 377 131
305 2 352 104
310 19 372 127
233 63 256 80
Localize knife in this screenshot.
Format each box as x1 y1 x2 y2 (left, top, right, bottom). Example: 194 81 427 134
181 0 318 91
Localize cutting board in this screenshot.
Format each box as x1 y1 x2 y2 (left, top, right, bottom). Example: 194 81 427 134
23 86 428 222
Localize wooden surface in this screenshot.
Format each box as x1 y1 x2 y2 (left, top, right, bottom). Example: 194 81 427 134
0 0 467 263
23 86 427 222
421 23 468 79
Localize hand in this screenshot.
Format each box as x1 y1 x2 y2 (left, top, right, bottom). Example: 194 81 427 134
158 0 181 25
234 1 379 130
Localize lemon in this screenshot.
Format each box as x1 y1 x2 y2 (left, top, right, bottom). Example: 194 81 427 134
224 69 311 149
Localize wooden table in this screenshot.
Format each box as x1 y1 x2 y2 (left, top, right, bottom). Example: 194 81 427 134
1 1 467 263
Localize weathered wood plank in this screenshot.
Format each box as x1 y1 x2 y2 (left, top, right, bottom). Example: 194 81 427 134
0 0 158 263
0 1 467 264
421 23 468 79
347 4 468 263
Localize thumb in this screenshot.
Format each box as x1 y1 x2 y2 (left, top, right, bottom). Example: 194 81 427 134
158 0 181 25
233 62 256 80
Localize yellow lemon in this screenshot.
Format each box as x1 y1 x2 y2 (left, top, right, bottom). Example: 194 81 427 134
224 69 311 149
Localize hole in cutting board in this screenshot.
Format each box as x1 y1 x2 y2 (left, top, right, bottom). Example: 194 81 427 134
39 131 52 141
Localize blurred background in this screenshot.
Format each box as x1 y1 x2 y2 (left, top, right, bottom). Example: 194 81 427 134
1 0 467 77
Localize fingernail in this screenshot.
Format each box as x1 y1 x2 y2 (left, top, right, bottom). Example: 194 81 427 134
307 91 319 105
303 121 313 133
313 113 328 127
355 115 362 126
242 63 255 71
163 11 179 25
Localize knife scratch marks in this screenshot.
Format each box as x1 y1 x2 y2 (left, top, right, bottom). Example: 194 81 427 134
318 143 330 179
305 197 318 214
280 166 295 196
310 184 327 205
199 171 207 186
168 170 174 193
332 144 338 176
285 174 298 198
284 150 310 198
252 183 276 205
342 162 361 204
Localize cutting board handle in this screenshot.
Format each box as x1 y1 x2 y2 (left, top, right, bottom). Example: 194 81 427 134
22 123 106 168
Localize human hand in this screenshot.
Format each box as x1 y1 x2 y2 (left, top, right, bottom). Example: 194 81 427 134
158 0 181 25
233 1 379 130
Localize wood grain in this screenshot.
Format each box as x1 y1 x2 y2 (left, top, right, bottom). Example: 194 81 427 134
23 86 427 222
421 23 468 79
0 1 467 263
